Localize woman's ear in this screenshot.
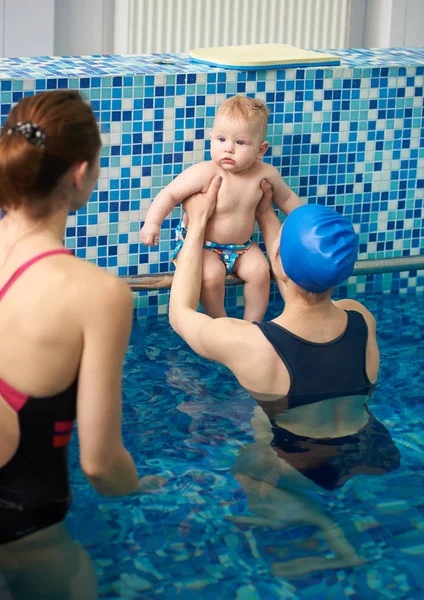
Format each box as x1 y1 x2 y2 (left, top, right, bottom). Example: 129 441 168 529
71 162 89 192
271 246 285 280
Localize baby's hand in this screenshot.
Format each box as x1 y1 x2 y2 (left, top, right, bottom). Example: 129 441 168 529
140 223 160 246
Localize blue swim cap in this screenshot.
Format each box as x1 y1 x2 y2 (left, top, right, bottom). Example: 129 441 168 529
280 204 357 293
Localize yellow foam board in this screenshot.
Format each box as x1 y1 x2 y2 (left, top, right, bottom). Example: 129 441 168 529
189 43 340 69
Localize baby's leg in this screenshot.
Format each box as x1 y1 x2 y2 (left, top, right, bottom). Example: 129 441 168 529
233 243 270 322
200 249 227 318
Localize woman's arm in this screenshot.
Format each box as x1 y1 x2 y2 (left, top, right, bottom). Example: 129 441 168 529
77 275 139 496
169 175 255 364
169 176 221 341
256 181 283 255
256 180 289 300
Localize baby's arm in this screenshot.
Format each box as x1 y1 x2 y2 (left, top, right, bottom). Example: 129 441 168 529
140 162 217 245
264 165 303 216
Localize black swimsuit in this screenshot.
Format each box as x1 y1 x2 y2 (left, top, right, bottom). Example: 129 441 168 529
255 311 400 490
0 249 77 544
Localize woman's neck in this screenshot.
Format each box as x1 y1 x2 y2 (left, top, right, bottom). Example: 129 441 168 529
0 204 70 268
281 287 336 319
0 205 69 243
273 285 346 344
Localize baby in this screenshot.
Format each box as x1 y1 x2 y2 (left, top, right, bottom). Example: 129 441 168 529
140 95 301 321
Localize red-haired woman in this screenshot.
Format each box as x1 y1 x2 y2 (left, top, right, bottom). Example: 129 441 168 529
0 91 140 599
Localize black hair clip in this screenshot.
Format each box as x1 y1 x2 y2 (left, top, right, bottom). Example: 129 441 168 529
7 122 46 148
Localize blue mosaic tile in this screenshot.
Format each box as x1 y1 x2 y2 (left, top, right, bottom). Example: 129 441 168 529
0 48 424 79
1 47 423 313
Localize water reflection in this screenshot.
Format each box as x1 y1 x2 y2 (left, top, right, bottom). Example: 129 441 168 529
230 404 400 576
174 363 401 578
0 522 97 600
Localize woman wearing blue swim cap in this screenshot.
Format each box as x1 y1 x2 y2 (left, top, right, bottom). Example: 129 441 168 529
169 177 400 575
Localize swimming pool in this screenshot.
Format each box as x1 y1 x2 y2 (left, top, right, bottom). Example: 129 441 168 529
67 291 424 599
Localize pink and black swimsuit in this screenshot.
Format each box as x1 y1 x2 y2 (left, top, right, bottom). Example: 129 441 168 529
0 249 78 544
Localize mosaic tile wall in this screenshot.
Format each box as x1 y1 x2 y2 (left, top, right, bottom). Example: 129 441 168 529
0 47 423 316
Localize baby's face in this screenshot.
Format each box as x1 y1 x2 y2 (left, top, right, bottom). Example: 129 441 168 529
210 115 267 174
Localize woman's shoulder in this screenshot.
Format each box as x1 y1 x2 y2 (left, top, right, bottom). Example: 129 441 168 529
333 299 377 331
66 257 133 312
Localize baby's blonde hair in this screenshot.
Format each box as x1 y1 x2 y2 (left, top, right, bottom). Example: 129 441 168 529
215 95 270 139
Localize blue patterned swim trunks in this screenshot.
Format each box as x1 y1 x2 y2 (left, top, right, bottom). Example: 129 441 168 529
171 220 251 274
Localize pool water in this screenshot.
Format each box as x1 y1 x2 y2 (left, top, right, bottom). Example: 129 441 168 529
67 293 424 599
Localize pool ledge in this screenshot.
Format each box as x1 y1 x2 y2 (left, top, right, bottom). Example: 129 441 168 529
125 255 424 290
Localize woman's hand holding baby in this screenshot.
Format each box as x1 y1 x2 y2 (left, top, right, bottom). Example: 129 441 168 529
255 179 274 218
182 175 222 227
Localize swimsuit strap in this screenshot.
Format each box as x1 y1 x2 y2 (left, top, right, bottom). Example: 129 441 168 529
0 249 72 302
